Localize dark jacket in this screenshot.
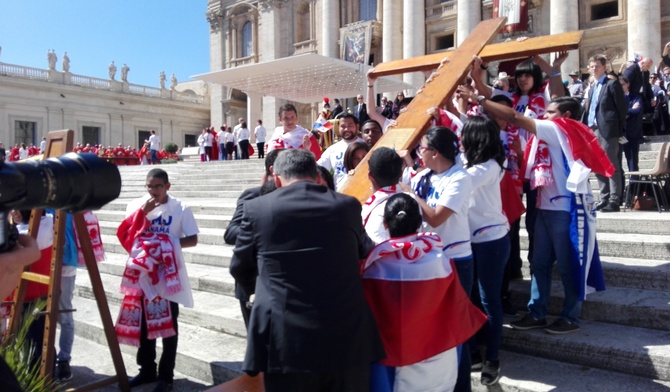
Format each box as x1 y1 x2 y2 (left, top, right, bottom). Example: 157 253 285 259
225 186 261 301
582 77 627 139
231 181 384 373
329 104 343 120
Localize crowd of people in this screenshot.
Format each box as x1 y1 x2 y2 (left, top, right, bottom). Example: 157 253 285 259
7 42 670 392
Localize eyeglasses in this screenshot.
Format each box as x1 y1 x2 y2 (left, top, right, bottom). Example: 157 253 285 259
418 145 433 153
146 183 165 190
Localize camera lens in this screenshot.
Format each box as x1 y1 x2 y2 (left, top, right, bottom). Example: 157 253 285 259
0 153 121 212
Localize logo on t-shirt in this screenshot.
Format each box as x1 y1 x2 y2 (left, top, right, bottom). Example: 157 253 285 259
149 215 173 234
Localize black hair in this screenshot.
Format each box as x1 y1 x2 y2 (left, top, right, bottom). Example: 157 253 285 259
490 94 513 107
316 165 335 190
274 149 318 181
241 122 247 129
399 97 413 108
278 103 297 118
368 147 403 187
264 148 284 177
514 58 544 95
343 142 370 172
147 168 169 184
260 180 277 195
18 210 32 224
384 193 422 238
339 113 359 126
551 96 583 120
461 116 505 169
423 126 459 164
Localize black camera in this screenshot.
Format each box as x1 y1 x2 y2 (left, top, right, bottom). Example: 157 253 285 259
0 153 122 252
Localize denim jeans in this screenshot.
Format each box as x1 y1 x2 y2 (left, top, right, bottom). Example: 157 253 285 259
472 234 510 363
453 256 474 392
219 143 227 160
527 209 582 324
57 275 76 362
150 149 160 164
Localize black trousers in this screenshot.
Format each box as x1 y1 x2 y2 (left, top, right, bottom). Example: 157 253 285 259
264 364 370 392
257 142 265 159
239 139 250 159
137 300 179 382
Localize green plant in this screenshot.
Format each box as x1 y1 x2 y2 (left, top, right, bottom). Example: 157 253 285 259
164 142 179 154
160 158 178 164
1 300 58 392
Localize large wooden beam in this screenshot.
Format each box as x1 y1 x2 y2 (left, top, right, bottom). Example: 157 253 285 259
340 17 508 202
371 30 584 77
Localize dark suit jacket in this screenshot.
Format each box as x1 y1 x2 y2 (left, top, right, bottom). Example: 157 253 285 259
623 62 653 112
225 186 261 301
582 77 627 139
232 181 384 374
329 104 343 120
355 103 369 124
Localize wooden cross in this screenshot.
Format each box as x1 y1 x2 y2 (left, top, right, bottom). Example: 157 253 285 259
340 17 583 202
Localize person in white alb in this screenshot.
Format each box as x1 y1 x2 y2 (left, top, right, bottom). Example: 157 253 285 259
254 120 266 159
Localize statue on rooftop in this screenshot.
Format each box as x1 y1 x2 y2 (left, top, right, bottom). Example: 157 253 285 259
121 64 130 82
170 74 178 90
47 49 57 70
109 61 117 80
62 52 70 72
160 71 166 89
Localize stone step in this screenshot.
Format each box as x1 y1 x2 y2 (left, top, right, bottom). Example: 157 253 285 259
508 279 670 331
102 198 239 215
56 327 209 392
96 210 232 230
72 296 247 385
100 234 233 267
501 318 670 381
519 231 670 261
96 253 237 298
119 190 248 199
99 223 228 245
517 250 669 291
75 269 246 338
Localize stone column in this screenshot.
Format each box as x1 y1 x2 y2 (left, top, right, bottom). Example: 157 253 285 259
382 0 402 91
628 0 661 61
247 92 263 143
208 3 226 129
402 0 425 91
550 0 579 77
457 0 480 46
322 0 340 58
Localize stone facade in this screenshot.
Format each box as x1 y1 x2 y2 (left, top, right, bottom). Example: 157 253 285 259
0 63 210 150
208 0 670 132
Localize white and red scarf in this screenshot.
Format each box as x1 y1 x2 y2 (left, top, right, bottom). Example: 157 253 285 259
75 211 105 265
115 232 180 346
361 185 403 227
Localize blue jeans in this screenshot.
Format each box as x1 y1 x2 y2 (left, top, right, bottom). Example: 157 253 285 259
219 143 227 160
150 149 160 164
453 256 474 392
472 235 510 363
58 275 76 362
528 210 582 324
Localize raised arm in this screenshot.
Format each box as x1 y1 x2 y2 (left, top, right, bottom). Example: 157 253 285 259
457 85 537 135
534 51 569 99
470 56 492 99
365 68 392 125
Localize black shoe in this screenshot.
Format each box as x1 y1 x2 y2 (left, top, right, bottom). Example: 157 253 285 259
595 200 608 211
601 202 620 213
545 318 580 335
128 371 157 387
502 298 519 317
480 360 501 386
510 314 547 330
152 380 174 392
56 360 72 381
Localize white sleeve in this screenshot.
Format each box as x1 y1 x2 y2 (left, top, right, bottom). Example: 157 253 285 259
180 206 199 237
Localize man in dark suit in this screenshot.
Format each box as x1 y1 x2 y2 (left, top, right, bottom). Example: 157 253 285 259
623 56 654 113
328 98 343 119
354 94 370 124
582 54 627 212
231 149 385 392
224 148 283 327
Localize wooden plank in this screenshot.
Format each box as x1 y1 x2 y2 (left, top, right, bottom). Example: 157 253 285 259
204 374 264 392
340 17 507 202
371 31 584 77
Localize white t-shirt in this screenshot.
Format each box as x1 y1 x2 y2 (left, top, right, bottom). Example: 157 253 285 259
317 138 364 190
254 125 266 143
19 147 28 159
236 127 250 141
125 194 199 307
361 186 404 244
40 139 46 153
217 130 226 144
534 120 572 212
411 165 473 259
465 159 510 243
149 134 161 151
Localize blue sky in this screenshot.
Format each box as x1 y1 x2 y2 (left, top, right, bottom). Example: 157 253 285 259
0 1 210 87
